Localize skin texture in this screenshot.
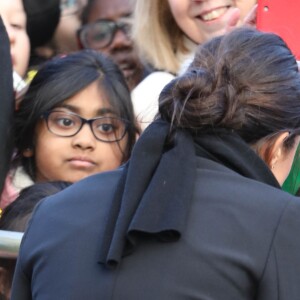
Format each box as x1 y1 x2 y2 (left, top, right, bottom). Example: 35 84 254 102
0 0 30 77
271 134 300 186
51 1 86 54
85 0 145 91
24 80 128 183
167 0 257 44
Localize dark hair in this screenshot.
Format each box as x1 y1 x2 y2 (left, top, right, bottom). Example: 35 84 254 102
0 181 71 232
23 0 60 48
14 49 139 180
159 28 300 163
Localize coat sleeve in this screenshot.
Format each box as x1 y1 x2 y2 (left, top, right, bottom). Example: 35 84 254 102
0 16 14 194
256 197 300 299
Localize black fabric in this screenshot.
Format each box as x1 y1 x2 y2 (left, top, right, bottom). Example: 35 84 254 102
98 120 197 268
193 129 281 189
0 18 14 194
98 121 280 268
23 0 60 48
12 121 300 299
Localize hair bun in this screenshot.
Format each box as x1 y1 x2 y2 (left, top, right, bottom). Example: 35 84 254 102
160 27 300 143
179 68 214 95
159 67 216 129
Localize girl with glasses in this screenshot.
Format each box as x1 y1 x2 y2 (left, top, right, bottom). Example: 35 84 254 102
0 49 139 208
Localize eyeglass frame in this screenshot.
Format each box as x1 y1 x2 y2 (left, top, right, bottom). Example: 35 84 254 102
41 110 130 143
77 18 132 49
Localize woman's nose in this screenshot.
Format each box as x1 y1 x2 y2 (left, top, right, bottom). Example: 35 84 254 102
108 28 132 50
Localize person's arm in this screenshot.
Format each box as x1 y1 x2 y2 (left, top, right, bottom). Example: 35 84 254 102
0 16 14 195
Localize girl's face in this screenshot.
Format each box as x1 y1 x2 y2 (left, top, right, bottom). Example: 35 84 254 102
167 0 257 44
0 0 30 77
25 80 128 183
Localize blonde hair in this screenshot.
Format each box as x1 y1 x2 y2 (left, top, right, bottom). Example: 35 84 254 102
132 0 188 74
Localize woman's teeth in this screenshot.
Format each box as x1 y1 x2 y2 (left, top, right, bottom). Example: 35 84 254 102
200 7 228 21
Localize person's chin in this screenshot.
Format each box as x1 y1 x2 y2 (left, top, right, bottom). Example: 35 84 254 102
124 68 144 90
122 67 135 80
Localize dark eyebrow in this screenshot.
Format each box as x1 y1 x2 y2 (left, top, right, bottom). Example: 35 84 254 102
55 104 117 116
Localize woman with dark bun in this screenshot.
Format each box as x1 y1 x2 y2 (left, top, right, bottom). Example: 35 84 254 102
11 28 300 299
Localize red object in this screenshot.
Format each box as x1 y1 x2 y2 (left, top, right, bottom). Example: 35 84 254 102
257 0 300 60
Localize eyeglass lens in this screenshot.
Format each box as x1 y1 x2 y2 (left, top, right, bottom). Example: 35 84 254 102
80 19 131 49
46 111 127 142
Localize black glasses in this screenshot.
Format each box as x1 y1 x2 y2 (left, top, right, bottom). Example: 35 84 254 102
77 18 132 49
42 111 129 143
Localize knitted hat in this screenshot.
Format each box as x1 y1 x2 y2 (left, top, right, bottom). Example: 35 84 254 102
23 0 61 48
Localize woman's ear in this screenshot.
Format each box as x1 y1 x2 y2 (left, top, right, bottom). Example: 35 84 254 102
269 132 289 169
268 131 299 185
22 148 34 157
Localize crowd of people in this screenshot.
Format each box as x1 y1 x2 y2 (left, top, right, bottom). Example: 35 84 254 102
1 0 300 299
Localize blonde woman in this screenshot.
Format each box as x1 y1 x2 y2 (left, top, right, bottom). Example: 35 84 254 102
131 0 257 129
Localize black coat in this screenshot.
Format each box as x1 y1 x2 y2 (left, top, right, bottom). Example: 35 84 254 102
11 126 300 299
0 17 14 194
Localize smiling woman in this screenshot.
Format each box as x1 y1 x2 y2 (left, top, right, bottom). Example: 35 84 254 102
168 0 257 45
0 49 139 208
130 0 257 130
133 0 257 75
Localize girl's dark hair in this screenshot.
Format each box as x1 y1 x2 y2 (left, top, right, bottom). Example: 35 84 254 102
14 49 139 180
159 28 300 161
